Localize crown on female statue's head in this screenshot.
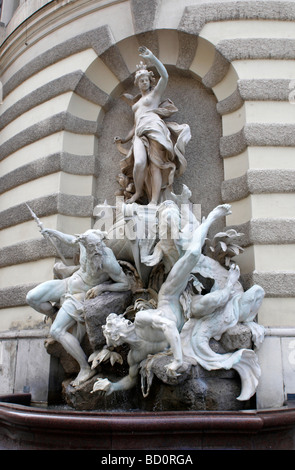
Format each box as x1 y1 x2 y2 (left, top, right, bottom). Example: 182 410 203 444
134 61 156 86
136 61 148 72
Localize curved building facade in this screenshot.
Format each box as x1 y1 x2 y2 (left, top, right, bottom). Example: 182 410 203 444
1 0 295 409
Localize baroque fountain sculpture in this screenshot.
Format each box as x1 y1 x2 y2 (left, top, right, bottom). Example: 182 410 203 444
26 47 265 411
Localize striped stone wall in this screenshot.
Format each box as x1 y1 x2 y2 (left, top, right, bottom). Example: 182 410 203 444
0 0 295 407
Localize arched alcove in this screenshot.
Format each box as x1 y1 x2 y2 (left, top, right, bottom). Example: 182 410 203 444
65 30 238 236
0 24 241 327
94 66 224 230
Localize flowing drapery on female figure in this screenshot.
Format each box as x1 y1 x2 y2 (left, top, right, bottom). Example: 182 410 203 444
114 46 191 206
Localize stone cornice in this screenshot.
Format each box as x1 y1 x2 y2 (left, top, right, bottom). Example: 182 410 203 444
222 169 295 202
178 1 295 36
0 112 99 160
226 218 295 247
0 153 98 195
0 193 95 230
0 238 76 268
0 72 112 137
0 0 125 66
1 24 127 99
217 80 291 116
217 38 295 61
241 271 295 297
220 124 295 158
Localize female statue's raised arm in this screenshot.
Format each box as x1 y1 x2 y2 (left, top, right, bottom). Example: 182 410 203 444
138 46 168 97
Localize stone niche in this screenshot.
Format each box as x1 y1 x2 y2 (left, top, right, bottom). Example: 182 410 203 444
44 64 256 412
95 67 224 231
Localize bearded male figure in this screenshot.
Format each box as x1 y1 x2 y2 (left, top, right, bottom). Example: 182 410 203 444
26 228 130 386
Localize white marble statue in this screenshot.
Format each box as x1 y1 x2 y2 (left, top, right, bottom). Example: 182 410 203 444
179 261 265 401
91 204 234 395
141 200 184 273
91 203 265 401
114 46 191 206
24 45 266 409
140 198 199 274
26 228 130 386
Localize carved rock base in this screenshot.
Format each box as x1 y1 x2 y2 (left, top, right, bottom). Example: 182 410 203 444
48 308 255 411
62 375 139 411
62 365 252 412
140 366 252 412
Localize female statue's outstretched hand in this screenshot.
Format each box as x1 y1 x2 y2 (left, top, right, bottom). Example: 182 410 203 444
138 46 154 61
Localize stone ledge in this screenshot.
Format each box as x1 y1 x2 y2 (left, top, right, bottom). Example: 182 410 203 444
0 194 94 230
2 25 125 100
0 400 295 449
0 328 49 340
0 72 112 132
0 238 76 269
0 112 99 161
220 128 246 157
178 2 295 35
75 74 112 109
217 38 295 61
238 79 291 101
241 271 295 297
217 79 291 116
226 218 295 247
0 240 55 269
265 327 295 337
0 153 97 194
0 72 83 131
222 169 295 202
220 124 295 157
0 283 39 308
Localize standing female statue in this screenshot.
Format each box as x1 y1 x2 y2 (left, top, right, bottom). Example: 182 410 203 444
115 46 191 206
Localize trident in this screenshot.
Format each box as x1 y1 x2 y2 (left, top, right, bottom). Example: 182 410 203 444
26 203 68 265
